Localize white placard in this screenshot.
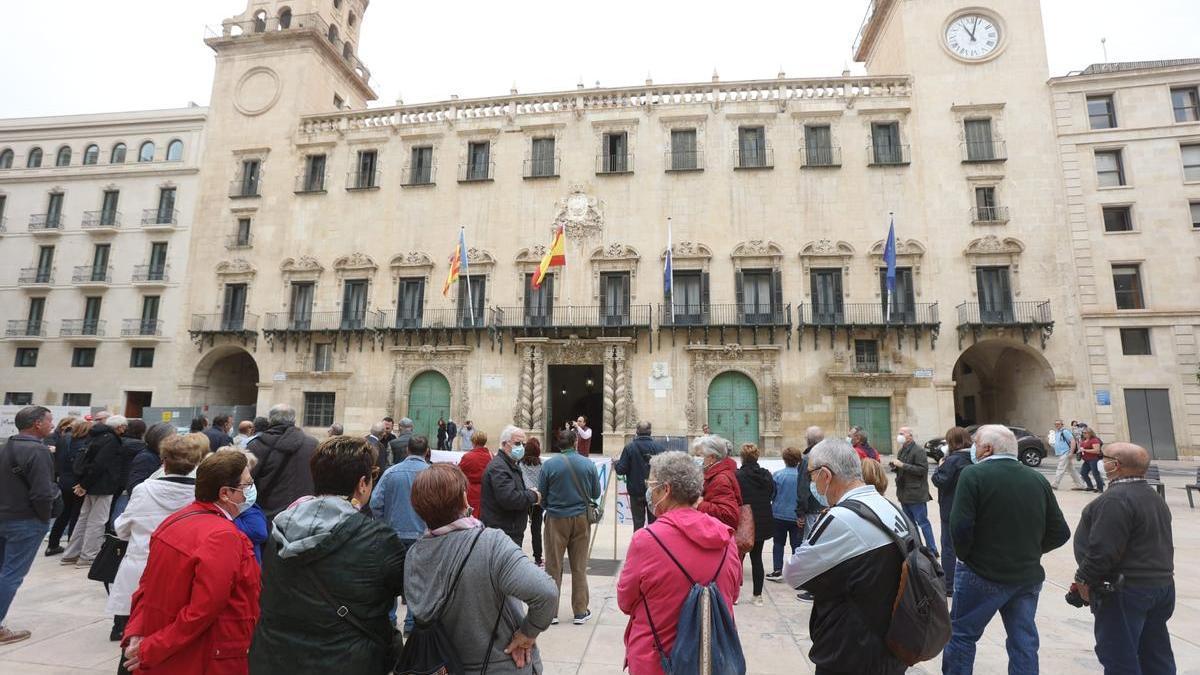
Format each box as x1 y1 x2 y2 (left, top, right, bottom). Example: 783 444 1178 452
272 372 288 382
914 368 934 379
483 375 503 390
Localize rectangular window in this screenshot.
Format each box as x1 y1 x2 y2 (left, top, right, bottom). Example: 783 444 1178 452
47 192 64 227
240 160 261 196
670 129 698 170
62 393 91 406
457 275 486 328
871 122 903 164
530 137 556 177
341 280 369 329
1172 87 1200 123
600 272 631 326
602 132 628 173
854 340 880 373
466 142 491 181
314 343 333 372
303 392 336 427
130 347 155 368
397 278 425 328
1102 206 1133 232
0 195 6 225
236 217 252 246
148 242 168 279
100 190 120 225
71 347 96 367
4 393 33 406
1120 328 1152 356
91 244 111 281
156 188 176 223
737 126 767 168
974 186 998 221
1087 95 1117 129
964 119 996 160
83 297 102 334
27 297 45 326
36 246 54 283
355 150 378 188
14 348 38 368
1096 150 1126 187
222 283 248 330
1183 144 1200 182
976 266 1014 323
879 267 916 322
304 154 326 192
1112 264 1145 309
1191 202 1200 229
670 271 706 325
804 125 835 166
523 273 554 327
140 296 160 334
810 269 844 324
289 282 314 329
409 146 433 184
739 269 775 324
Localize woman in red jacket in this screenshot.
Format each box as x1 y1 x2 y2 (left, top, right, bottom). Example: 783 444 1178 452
693 435 742 529
457 429 492 517
121 451 261 675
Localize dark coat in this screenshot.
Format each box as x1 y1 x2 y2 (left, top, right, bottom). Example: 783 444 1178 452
203 426 233 453
78 424 124 495
127 446 162 493
248 424 319 519
386 431 412 466
931 450 974 522
54 434 87 486
614 433 665 495
118 437 147 494
795 444 824 519
445 422 458 447
893 440 932 505
736 460 776 542
480 451 537 539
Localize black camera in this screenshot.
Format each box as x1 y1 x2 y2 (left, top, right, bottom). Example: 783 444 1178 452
1065 584 1088 608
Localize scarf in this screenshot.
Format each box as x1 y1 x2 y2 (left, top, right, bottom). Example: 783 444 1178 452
426 516 483 538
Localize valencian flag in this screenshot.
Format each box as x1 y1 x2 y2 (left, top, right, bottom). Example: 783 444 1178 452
442 227 469 296
532 224 566 289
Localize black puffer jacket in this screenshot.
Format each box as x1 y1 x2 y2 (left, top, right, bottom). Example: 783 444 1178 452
248 423 319 519
117 437 146 494
736 459 776 542
77 424 124 495
481 451 538 539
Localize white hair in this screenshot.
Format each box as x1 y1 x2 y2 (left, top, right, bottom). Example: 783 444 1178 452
268 403 296 426
369 421 385 436
808 438 863 481
649 452 703 504
805 426 825 447
691 435 728 460
499 425 523 445
975 424 1017 457
105 415 129 429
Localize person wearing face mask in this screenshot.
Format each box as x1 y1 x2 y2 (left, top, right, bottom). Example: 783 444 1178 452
931 426 973 597
120 451 261 675
618 451 743 675
539 429 601 625
888 427 939 557
226 450 268 565
251 436 406 674
692 435 742 529
482 426 541 548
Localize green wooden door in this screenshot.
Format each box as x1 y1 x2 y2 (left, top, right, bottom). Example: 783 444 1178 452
849 397 892 456
707 372 759 448
409 371 451 444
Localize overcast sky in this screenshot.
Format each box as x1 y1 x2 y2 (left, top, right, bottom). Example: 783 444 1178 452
2 0 1197 118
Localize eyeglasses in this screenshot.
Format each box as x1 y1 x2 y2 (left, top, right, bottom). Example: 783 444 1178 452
1100 454 1120 464
231 481 254 492
807 466 827 478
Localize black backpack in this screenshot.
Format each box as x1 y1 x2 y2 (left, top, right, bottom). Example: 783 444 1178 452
839 499 951 666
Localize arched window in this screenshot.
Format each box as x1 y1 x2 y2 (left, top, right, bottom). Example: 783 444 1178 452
166 140 184 162
83 144 100 165
111 143 127 164
253 10 267 33
348 11 356 27
343 42 353 60
278 8 292 29
56 146 72 167
328 24 339 44
0 149 12 169
27 147 43 168
138 141 155 163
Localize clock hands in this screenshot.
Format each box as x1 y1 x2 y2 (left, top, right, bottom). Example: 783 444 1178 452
965 17 979 42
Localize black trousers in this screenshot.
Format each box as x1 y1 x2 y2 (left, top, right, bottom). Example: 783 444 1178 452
48 482 82 548
629 493 657 531
529 505 544 562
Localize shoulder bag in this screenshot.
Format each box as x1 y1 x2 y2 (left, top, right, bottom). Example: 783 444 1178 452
4 438 64 519
305 565 404 666
564 455 602 525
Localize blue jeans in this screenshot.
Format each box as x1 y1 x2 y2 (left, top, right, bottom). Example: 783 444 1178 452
902 502 939 557
0 518 51 624
1093 583 1175 674
390 538 417 633
940 517 957 595
1080 459 1105 492
943 563 1042 675
109 492 130 526
771 518 803 573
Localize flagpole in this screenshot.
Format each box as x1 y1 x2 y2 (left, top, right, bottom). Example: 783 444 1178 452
462 226 475 326
667 217 675 325
886 212 894 323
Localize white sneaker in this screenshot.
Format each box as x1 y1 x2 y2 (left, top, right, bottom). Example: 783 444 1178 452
752 596 765 607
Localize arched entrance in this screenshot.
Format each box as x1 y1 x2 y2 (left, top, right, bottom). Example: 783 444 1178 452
193 346 259 407
953 340 1056 434
707 371 759 448
408 371 450 445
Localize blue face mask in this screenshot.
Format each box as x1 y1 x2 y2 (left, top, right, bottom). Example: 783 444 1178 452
809 480 829 508
968 444 979 464
510 444 525 461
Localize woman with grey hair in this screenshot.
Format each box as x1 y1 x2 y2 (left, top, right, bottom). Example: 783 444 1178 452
618 452 743 674
692 435 742 529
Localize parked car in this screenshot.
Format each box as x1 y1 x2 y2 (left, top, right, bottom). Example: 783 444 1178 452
923 424 1048 467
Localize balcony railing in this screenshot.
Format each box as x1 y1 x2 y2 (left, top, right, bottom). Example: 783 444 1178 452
376 308 484 331
401 164 436 186
596 153 634 174
523 157 561 179
142 208 178 226
263 311 378 332
659 304 792 328
191 313 259 333
868 144 911 166
60 319 106 338
957 300 1052 327
800 145 842 168
962 140 1008 163
734 146 774 169
458 161 495 182
665 150 704 172
226 234 253 249
970 206 1010 224
229 179 261 198
122 319 163 337
800 302 940 327
5 320 46 338
491 305 653 330
82 210 121 229
18 268 53 286
72 265 112 284
294 172 328 193
29 214 63 232
346 167 382 190
132 265 169 283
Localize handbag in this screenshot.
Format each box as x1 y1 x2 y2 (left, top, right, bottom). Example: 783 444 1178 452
305 565 404 666
88 533 128 584
563 455 602 525
735 504 755 556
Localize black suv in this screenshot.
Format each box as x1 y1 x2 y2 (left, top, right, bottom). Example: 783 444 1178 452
924 425 1048 467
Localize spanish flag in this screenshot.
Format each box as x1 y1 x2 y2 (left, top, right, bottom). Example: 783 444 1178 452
533 225 566 289
442 228 468 296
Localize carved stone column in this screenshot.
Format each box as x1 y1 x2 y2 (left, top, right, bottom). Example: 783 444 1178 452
613 346 628 432
518 345 535 427
530 344 546 432
603 347 617 432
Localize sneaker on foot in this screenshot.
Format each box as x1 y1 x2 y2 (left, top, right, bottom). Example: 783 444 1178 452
765 571 783 582
44 546 64 557
796 592 814 602
752 596 765 607
76 559 94 569
60 556 79 566
573 611 592 625
550 617 559 625
0 627 32 645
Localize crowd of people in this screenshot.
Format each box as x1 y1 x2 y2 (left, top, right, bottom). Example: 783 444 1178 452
0 404 1179 674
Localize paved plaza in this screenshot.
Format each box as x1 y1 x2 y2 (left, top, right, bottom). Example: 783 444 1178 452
2 461 1199 674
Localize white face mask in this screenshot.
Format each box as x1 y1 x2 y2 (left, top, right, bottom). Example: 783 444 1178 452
897 434 907 445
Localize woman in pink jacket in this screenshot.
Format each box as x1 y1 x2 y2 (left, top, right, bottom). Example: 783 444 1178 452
617 451 743 674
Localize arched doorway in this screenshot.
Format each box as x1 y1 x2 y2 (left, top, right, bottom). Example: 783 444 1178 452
193 346 259 407
408 371 451 445
708 371 759 448
953 340 1056 434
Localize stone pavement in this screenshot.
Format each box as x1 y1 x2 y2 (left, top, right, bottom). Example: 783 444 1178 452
3 464 1199 674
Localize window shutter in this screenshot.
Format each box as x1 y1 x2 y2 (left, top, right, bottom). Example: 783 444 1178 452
734 270 745 321
832 271 844 312
701 272 711 322
772 269 783 318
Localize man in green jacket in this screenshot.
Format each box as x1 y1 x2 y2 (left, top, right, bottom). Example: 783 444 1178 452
942 424 1071 675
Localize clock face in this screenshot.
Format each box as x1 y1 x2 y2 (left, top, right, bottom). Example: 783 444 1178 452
946 14 1001 61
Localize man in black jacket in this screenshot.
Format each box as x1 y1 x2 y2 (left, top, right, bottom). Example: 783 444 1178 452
62 415 127 566
480 425 540 546
614 421 664 530
386 417 414 466
0 406 58 645
889 426 938 557
248 404 318 520
1074 442 1175 673
203 414 233 452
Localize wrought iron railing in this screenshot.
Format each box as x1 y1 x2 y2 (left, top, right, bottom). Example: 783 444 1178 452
868 144 911 166
122 319 163 337
596 153 634 174
458 161 495 182
5 320 46 337
132 265 169 283
263 310 379 332
82 210 121 229
72 266 112 284
970 206 1010 223
346 167 382 190
524 157 560 178
401 164 436 186
226 234 253 249
665 149 704 171
377 308 480 330
957 300 1051 326
29 214 63 231
294 172 328 193
734 145 774 169
491 305 652 329
18 268 53 285
854 353 881 373
191 313 259 333
962 140 1007 163
142 208 178 226
229 178 260 198
659 303 792 328
60 319 105 337
799 145 842 168
799 302 939 326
